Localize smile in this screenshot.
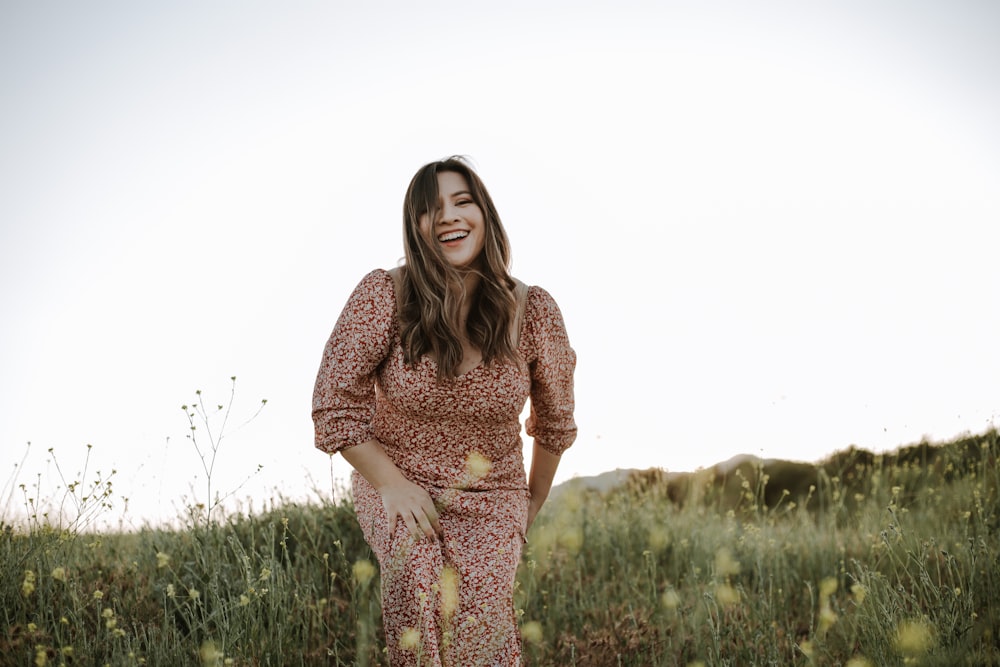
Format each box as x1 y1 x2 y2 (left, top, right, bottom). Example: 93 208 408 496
438 231 469 242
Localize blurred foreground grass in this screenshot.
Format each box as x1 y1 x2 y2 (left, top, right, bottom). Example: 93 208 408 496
2 429 998 666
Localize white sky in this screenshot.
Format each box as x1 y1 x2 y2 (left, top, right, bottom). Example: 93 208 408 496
2 1 998 529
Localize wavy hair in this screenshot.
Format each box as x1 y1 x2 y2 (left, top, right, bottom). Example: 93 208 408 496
397 157 518 380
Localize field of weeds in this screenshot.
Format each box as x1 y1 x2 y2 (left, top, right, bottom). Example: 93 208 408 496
2 429 997 666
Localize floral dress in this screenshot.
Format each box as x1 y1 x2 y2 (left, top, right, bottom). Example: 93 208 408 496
313 269 576 666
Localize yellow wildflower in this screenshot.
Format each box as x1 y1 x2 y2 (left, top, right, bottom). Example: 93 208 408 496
199 640 222 666
156 552 171 569
819 577 838 599
399 627 421 651
465 450 492 480
661 589 681 610
34 647 47 667
353 559 376 587
239 594 250 606
439 566 459 619
895 618 935 657
22 570 36 597
51 567 67 583
521 621 543 643
818 606 838 635
558 526 583 554
92 589 103 600
714 548 741 577
851 583 867 605
714 583 740 607
845 657 873 667
188 588 200 600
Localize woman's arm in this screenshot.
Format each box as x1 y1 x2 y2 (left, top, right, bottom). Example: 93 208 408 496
526 442 561 532
341 440 441 540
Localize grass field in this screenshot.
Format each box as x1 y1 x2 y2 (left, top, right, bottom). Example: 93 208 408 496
2 429 997 666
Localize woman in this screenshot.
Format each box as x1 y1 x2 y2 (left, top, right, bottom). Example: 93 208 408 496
313 156 576 665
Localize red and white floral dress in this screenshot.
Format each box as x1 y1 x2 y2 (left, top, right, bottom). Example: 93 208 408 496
313 269 576 666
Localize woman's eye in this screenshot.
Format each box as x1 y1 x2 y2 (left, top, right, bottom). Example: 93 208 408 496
457 199 473 206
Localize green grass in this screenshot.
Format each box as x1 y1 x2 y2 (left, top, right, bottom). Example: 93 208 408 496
2 429 997 666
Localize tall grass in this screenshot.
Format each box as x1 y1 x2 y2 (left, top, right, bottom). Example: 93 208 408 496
2 429 997 666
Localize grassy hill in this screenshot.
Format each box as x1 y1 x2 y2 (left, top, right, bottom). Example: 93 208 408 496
2 429 997 665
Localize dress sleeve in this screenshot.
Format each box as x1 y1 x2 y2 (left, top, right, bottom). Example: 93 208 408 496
312 269 396 454
524 286 577 455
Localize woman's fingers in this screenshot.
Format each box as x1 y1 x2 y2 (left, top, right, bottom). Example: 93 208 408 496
381 481 442 540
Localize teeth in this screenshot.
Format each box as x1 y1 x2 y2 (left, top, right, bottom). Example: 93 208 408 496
439 231 468 242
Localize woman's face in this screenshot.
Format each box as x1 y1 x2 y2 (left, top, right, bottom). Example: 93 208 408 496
419 171 486 270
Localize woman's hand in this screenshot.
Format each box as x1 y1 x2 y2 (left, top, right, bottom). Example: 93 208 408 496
340 439 441 541
525 443 561 537
525 494 544 534
377 478 442 541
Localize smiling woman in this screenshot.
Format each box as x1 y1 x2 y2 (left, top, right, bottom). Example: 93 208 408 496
312 157 577 665
419 171 486 270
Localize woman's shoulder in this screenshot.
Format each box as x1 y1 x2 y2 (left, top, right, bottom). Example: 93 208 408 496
354 267 395 290
345 268 397 309
513 280 568 328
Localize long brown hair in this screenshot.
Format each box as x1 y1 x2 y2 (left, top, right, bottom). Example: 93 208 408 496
397 157 518 380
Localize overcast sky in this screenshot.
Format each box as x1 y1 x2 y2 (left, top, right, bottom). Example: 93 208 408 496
2 1 998 529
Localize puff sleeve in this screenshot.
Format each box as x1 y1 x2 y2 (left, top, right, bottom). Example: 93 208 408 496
312 270 396 454
524 286 577 455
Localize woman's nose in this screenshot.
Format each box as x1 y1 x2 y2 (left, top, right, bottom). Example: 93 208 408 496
438 204 460 224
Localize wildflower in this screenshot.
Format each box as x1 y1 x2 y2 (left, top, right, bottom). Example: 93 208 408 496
851 583 867 605
22 570 37 597
439 565 459 619
465 450 492 480
819 577 837 599
93 589 104 600
558 526 583 554
60 647 74 657
714 583 740 607
799 640 814 659
521 620 543 643
102 608 114 619
28 623 38 633
258 567 271 582
239 594 250 606
51 567 67 583
845 657 873 667
34 646 47 667
895 618 935 657
399 627 421 651
648 526 670 551
661 589 681 610
156 552 171 569
189 588 201 601
166 584 176 598
199 640 223 666
714 548 740 577
353 559 376 587
818 606 838 635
